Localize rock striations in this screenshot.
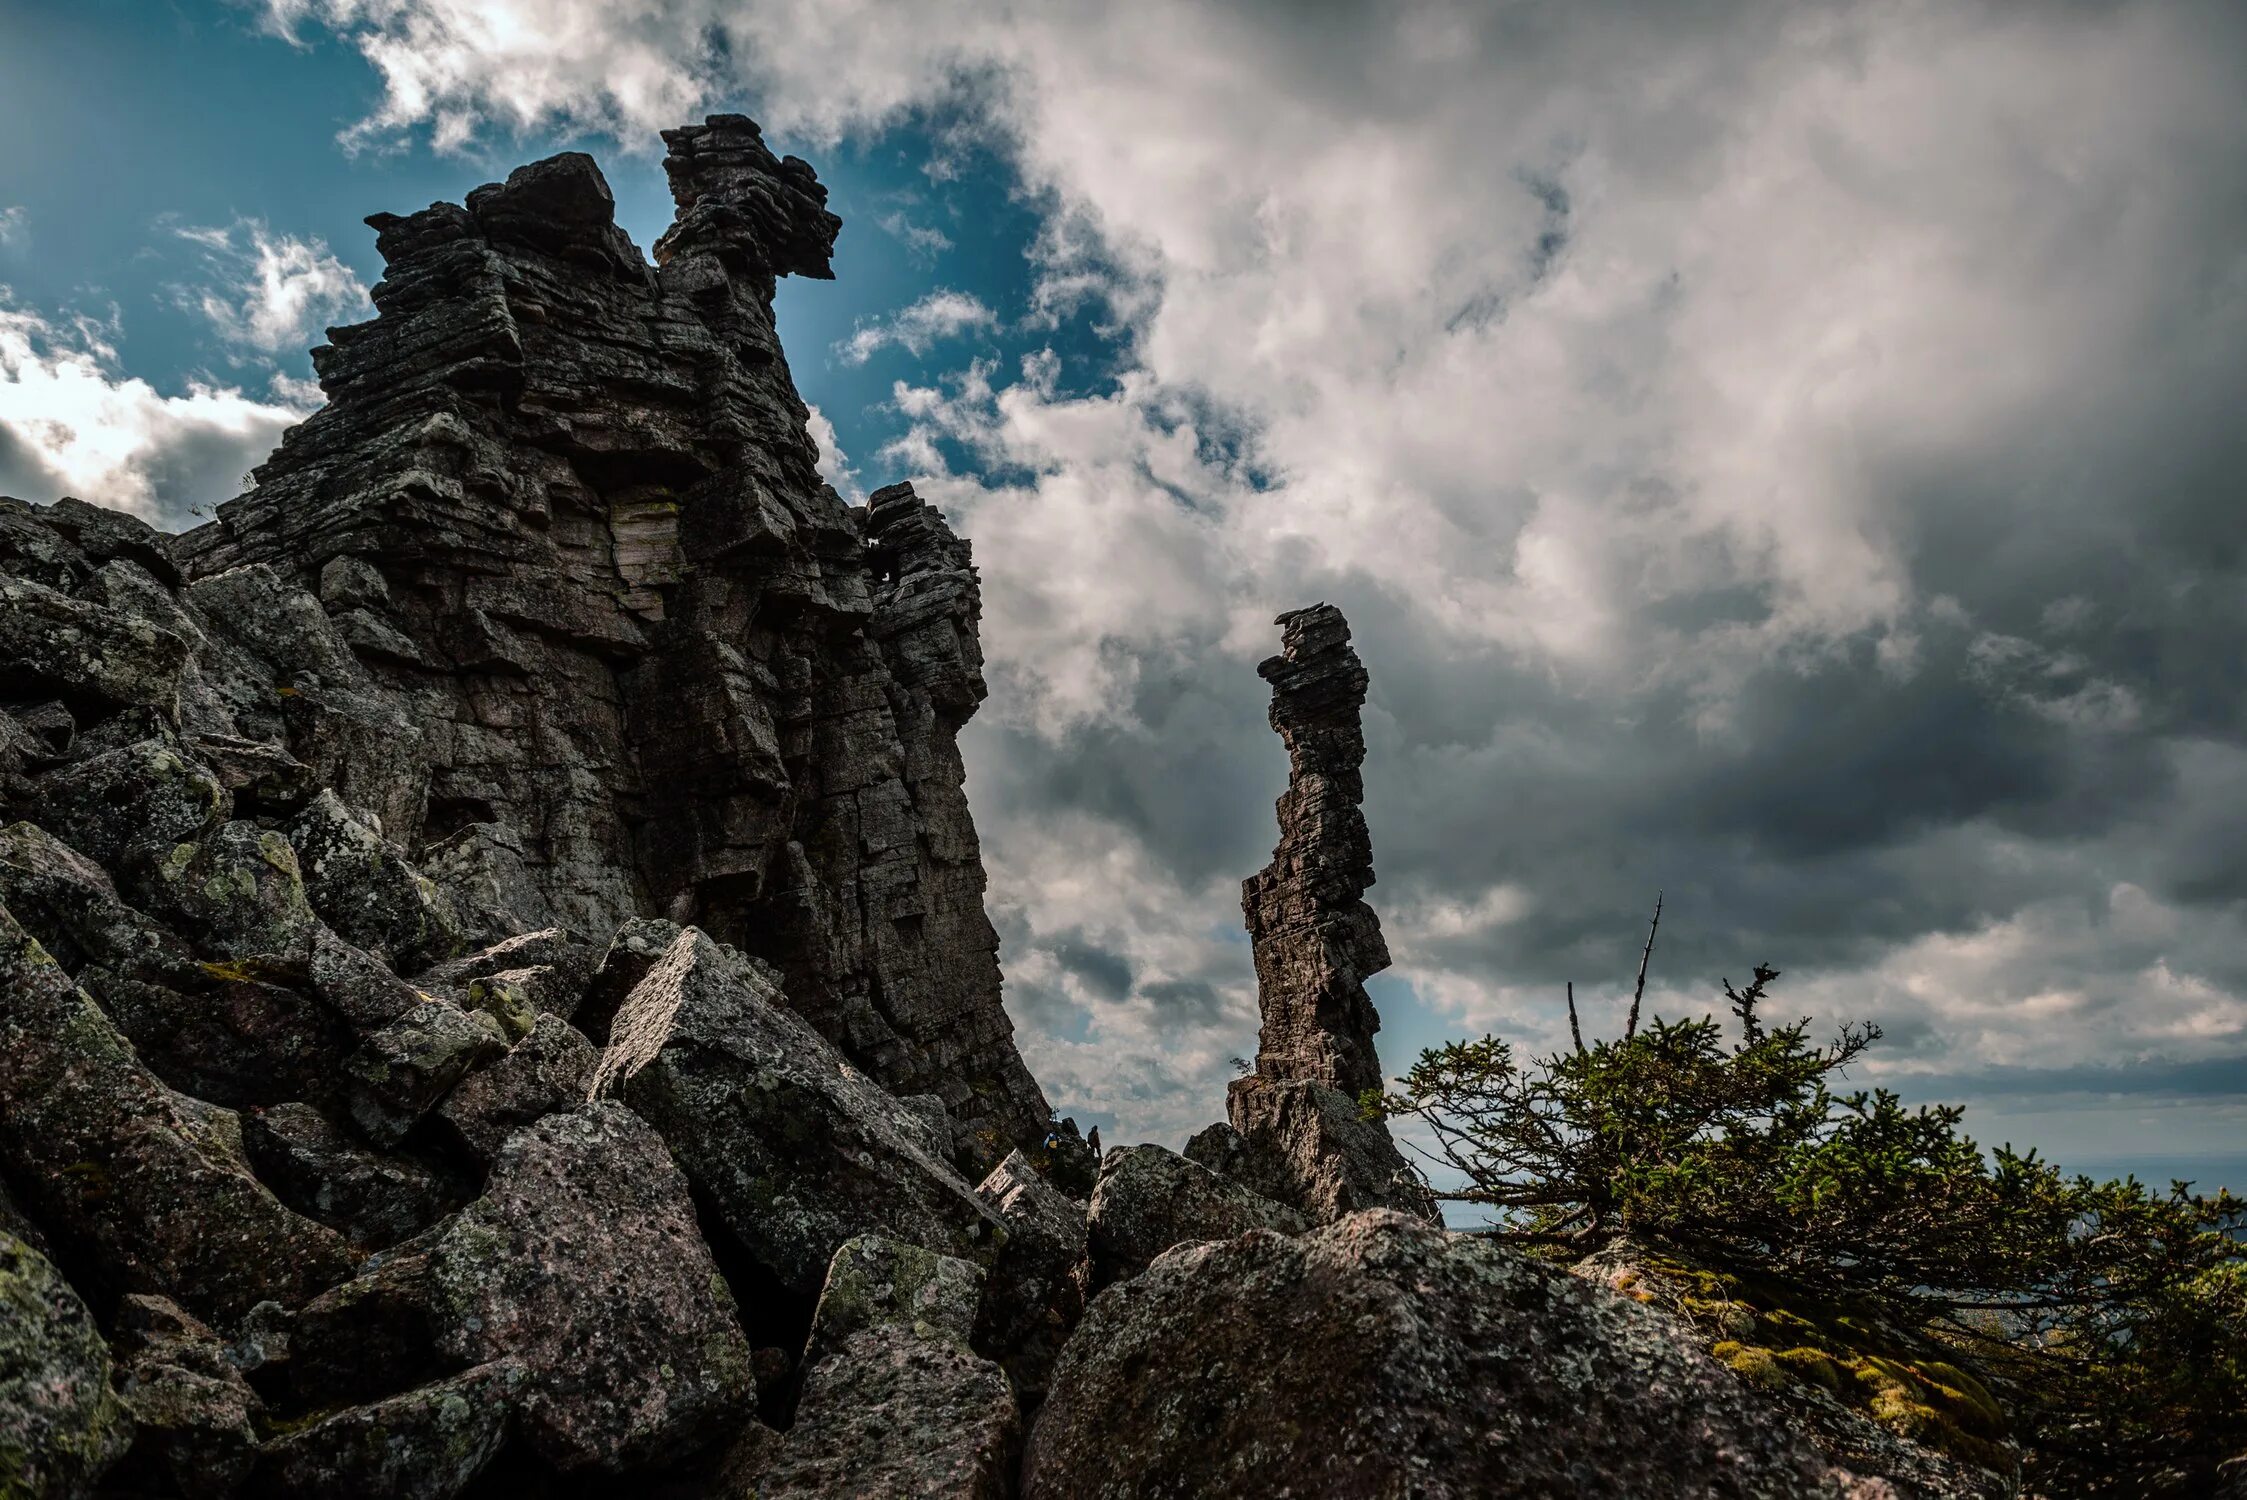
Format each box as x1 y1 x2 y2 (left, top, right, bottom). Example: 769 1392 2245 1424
1205 603 1435 1223
177 117 1045 1166
0 120 2014 1499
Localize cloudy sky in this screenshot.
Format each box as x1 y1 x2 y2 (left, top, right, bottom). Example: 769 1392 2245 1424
5 0 2245 1188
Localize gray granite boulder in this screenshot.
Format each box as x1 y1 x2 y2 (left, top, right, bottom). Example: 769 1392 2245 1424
0 903 353 1322
427 1103 755 1473
1025 1210 1862 1499
1084 1142 1306 1288
0 1230 134 1497
593 926 1006 1297
758 1327 1018 1499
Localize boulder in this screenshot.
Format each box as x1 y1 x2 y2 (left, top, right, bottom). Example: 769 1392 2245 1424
250 1360 521 1500
757 1327 1019 1500
289 790 461 971
306 923 424 1029
79 964 352 1110
1024 1210 1857 1499
593 927 1005 1297
0 819 200 984
1224 1074 1440 1223
972 1149 1090 1403
242 1102 467 1250
343 998 509 1148
0 573 188 715
139 820 317 960
432 1013 598 1165
1084 1143 1306 1288
804 1234 984 1371
420 927 597 1022
426 1103 755 1473
0 1230 134 1496
109 1294 262 1499
34 736 228 871
0 903 354 1322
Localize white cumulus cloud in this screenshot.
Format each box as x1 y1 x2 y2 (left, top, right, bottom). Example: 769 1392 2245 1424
834 289 998 366
177 219 368 354
0 293 311 526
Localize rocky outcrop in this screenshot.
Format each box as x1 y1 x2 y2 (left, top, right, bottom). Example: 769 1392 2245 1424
1026 1210 1874 1499
1222 605 1433 1222
173 118 1046 1166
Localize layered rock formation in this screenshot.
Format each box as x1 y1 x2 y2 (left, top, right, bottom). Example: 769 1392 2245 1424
178 118 1046 1164
1211 604 1433 1221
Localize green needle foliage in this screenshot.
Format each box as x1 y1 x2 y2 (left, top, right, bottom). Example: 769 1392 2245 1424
1366 906 2246 1492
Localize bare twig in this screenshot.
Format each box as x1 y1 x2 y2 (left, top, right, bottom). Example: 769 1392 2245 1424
1566 981 1586 1056
1624 892 1662 1040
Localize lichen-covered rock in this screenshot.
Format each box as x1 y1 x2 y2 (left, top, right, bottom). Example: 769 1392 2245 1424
306 924 423 1029
1026 1210 1862 1499
242 1103 466 1250
427 1103 755 1473
0 819 199 984
79 963 352 1111
973 1149 1089 1403
1084 1143 1306 1289
250 1360 521 1500
140 820 317 960
0 904 353 1322
1570 1246 2017 1498
431 1013 596 1165
420 928 595 1023
109 1294 262 1499
0 1230 134 1498
595 926 1006 1297
758 1326 1019 1500
289 791 461 972
805 1235 984 1371
343 998 509 1148
0 572 188 716
34 736 227 872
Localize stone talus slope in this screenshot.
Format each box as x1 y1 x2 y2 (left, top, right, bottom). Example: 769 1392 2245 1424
179 116 1046 1161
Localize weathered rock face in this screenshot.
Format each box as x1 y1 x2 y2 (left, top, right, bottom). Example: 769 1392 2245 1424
757 1237 1018 1500
173 118 1047 1165
0 1230 134 1497
1084 1144 1307 1289
1224 605 1432 1222
1026 1210 1871 1500
591 925 1007 1298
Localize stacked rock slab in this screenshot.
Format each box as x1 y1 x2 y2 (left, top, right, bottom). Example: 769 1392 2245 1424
1222 604 1433 1221
176 117 1047 1164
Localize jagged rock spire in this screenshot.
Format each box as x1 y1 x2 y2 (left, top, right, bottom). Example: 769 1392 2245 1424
1241 602 1390 1098
1210 604 1435 1225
